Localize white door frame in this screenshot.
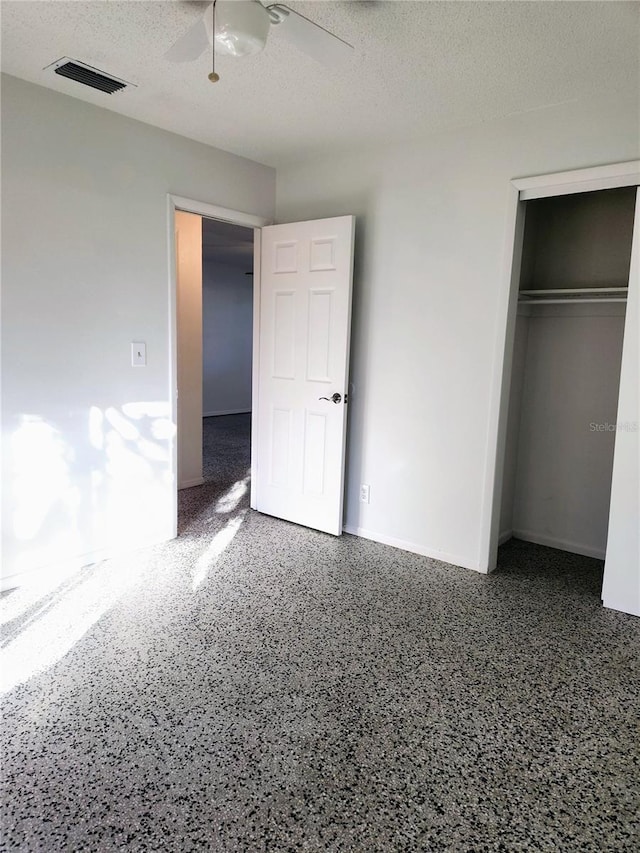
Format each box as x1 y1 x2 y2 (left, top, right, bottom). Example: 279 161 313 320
479 160 640 572
167 194 271 537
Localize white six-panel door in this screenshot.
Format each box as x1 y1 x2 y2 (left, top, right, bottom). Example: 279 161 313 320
255 216 355 535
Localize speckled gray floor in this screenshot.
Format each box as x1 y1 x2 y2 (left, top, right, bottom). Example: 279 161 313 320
1 415 639 851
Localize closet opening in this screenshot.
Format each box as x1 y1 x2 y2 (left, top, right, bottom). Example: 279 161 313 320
497 185 637 596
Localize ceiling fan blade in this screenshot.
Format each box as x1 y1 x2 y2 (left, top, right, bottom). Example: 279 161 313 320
165 9 211 62
269 5 353 67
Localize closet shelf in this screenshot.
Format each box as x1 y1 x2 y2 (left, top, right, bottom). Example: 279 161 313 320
518 286 628 305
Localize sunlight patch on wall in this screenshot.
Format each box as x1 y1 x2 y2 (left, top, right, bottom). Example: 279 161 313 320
8 416 83 577
3 402 175 587
11 416 80 542
100 402 173 552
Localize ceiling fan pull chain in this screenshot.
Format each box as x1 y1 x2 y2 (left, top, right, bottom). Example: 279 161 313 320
208 1 220 83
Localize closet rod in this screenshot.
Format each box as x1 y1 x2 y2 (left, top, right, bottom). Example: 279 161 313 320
518 297 627 305
519 287 628 297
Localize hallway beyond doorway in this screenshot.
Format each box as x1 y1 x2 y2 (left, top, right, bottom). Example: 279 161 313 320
178 414 251 537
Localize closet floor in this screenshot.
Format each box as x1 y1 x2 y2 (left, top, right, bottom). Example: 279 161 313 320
497 536 605 598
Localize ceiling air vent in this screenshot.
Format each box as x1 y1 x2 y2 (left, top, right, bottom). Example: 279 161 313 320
45 58 134 94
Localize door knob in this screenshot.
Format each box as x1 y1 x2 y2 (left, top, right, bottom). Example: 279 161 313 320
319 392 342 404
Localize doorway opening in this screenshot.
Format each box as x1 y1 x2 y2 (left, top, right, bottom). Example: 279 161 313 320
178 213 255 534
169 195 270 543
200 217 255 535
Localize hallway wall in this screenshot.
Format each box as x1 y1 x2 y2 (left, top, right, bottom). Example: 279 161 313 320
203 261 253 417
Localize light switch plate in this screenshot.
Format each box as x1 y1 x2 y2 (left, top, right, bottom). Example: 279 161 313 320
131 342 146 366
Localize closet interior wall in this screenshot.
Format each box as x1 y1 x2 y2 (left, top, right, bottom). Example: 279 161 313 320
500 187 636 560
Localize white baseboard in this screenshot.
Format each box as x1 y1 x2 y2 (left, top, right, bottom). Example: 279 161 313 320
512 529 605 560
178 477 205 490
342 524 484 573
498 529 513 546
203 408 251 418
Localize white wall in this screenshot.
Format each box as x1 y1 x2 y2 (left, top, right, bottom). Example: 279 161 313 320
519 187 636 290
176 211 204 490
1 74 275 587
508 303 626 559
203 260 253 416
276 93 639 571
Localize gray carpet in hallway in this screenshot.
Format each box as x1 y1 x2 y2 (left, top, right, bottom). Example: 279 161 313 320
178 414 253 539
1 415 639 851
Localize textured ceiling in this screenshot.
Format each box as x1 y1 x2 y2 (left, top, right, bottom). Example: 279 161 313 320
1 1 638 167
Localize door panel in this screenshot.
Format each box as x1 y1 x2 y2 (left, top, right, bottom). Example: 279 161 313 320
273 291 296 378
256 216 355 535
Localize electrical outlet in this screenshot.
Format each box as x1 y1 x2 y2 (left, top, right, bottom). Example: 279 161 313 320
360 484 370 504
